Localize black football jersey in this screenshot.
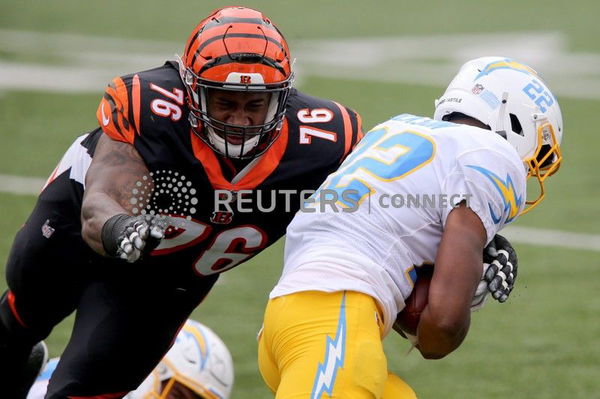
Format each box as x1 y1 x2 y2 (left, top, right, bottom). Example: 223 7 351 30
91 61 363 278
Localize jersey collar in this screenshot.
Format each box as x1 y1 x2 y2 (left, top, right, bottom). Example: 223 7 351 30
190 120 289 190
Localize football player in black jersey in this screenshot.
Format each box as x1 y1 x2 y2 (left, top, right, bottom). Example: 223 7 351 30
0 6 518 399
0 7 363 399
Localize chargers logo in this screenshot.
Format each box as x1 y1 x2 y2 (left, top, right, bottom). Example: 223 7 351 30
467 165 523 224
311 294 347 399
475 58 538 80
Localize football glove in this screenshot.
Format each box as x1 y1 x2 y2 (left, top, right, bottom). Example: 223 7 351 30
471 234 518 310
483 233 517 303
101 214 165 263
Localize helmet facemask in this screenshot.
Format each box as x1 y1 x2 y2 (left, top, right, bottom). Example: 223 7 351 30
183 67 293 159
157 377 206 399
520 114 562 214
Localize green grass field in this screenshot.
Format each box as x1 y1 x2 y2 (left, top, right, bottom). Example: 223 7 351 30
1 1 599 398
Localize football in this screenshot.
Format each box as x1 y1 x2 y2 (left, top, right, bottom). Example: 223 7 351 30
393 266 434 336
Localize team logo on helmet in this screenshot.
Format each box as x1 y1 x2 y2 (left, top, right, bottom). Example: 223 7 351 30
475 58 538 80
471 83 484 95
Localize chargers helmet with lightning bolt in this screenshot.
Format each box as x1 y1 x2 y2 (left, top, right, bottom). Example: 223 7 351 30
434 56 563 213
133 320 234 399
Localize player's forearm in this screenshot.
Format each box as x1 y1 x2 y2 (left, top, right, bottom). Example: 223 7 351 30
80 134 151 255
81 191 129 255
417 203 486 359
417 306 470 359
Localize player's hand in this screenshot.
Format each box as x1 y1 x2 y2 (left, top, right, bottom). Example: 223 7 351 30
471 234 518 310
101 214 165 263
483 234 518 303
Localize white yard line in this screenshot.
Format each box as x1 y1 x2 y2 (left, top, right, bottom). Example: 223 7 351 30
0 173 598 252
1 29 600 99
502 226 600 252
0 174 45 196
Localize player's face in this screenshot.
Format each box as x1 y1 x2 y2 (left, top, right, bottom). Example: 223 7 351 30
161 380 203 399
207 89 271 144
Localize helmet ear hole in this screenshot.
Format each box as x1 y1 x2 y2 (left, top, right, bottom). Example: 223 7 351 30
509 113 523 136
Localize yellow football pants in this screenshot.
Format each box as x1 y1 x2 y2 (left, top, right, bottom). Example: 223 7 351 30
258 290 417 399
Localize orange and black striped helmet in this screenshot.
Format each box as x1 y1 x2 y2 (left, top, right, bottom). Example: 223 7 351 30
179 7 294 159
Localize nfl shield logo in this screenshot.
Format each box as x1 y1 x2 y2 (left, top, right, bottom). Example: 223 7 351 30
472 84 484 95
41 219 55 238
240 75 252 84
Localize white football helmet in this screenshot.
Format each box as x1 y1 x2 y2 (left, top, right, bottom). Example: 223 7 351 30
434 56 563 213
134 320 234 399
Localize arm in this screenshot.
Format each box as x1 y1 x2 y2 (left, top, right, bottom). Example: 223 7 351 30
81 133 151 255
416 203 487 359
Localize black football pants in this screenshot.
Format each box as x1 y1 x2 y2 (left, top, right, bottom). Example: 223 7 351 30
0 171 218 398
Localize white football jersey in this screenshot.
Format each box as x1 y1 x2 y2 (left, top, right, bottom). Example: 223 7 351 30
271 114 527 335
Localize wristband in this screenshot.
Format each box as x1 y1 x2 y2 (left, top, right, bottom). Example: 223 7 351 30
101 214 132 256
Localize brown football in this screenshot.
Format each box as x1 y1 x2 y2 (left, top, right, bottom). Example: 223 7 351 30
393 266 434 336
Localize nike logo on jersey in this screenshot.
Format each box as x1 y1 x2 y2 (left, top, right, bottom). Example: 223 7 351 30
101 102 110 126
311 293 346 399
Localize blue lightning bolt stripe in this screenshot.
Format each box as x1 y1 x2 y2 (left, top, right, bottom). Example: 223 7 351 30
311 293 347 399
475 58 538 80
467 165 523 224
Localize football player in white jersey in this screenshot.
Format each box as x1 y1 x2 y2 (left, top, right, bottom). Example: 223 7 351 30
258 57 563 398
27 320 234 399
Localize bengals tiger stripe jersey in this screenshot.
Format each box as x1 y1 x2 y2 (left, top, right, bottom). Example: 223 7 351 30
90 60 362 278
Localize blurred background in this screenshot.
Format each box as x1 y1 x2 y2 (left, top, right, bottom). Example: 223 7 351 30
1 1 599 397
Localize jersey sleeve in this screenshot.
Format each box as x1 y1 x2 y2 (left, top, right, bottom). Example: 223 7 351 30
96 74 141 144
333 102 364 162
286 90 364 167
440 148 527 244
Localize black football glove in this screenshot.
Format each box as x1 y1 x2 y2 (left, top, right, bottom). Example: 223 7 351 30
482 233 518 303
471 234 518 310
101 214 165 263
